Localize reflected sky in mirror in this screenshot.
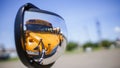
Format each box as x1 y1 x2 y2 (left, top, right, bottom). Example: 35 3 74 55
24 11 67 38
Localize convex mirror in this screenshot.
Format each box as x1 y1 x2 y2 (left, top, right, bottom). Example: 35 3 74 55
14 3 67 68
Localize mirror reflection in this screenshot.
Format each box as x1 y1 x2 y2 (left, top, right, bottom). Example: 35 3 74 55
23 11 67 65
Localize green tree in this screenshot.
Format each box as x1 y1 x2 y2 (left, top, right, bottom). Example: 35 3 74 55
101 40 112 48
66 42 78 51
83 42 99 49
83 42 93 49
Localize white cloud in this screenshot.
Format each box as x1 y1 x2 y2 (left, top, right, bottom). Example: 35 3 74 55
115 26 120 33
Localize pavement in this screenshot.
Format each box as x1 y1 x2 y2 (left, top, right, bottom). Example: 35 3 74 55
0 49 120 68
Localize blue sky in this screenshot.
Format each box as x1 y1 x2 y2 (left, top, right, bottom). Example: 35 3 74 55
0 0 120 48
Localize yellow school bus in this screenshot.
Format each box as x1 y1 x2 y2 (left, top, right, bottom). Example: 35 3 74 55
24 19 63 56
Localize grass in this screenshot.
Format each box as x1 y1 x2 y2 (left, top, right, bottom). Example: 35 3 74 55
65 47 106 54
92 47 103 52
65 47 84 54
0 57 19 63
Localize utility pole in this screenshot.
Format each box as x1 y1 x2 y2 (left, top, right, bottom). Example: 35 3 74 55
96 20 102 46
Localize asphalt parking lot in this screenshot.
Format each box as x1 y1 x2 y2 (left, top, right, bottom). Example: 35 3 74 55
0 49 120 68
